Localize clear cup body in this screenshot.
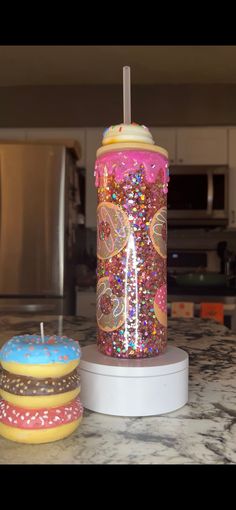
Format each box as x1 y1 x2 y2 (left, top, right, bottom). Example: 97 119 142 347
95 146 169 358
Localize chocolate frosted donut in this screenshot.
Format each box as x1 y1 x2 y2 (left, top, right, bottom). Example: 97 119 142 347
0 366 81 409
0 367 80 396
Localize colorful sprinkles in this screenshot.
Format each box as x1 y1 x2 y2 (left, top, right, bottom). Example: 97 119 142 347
0 335 81 364
0 397 83 429
0 367 80 396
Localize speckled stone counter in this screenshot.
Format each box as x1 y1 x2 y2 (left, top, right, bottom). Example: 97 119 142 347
0 314 235 464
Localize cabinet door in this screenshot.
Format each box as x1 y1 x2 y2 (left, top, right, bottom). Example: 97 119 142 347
26 128 86 166
228 129 236 228
0 129 27 141
150 128 176 164
85 128 105 228
177 128 228 165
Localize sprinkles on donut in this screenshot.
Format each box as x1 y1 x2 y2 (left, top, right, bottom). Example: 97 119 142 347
0 397 83 444
0 333 83 443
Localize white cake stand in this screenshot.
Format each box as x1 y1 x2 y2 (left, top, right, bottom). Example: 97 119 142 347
79 345 188 416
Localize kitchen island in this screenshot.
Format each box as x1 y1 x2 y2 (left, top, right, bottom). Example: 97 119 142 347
0 314 235 464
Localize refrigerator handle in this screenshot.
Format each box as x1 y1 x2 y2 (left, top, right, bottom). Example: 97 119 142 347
58 149 66 296
207 170 213 216
0 161 1 241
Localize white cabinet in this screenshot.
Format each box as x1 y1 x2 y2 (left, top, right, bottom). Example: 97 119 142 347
0 129 27 141
228 129 236 228
85 128 104 228
150 128 176 164
149 127 228 165
176 128 228 165
26 128 86 166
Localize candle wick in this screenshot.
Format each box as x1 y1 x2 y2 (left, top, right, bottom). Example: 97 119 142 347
40 322 45 343
58 315 63 336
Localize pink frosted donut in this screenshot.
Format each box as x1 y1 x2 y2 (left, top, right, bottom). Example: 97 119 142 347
150 206 167 259
0 397 83 444
97 202 130 260
154 285 167 327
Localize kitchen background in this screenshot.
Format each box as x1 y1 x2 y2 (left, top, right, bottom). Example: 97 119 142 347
1 46 236 328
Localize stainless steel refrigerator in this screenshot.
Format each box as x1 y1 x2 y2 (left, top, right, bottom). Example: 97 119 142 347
0 144 79 314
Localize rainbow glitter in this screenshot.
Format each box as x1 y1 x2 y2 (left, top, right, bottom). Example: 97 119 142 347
95 149 169 359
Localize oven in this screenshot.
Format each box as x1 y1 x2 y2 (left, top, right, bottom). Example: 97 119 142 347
167 249 221 274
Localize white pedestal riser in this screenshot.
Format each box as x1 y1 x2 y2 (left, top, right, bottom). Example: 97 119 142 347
80 345 189 417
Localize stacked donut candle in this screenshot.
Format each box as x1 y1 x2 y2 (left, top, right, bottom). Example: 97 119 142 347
0 328 83 444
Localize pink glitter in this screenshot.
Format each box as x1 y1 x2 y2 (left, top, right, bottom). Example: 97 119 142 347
95 150 169 192
96 149 169 359
99 221 111 241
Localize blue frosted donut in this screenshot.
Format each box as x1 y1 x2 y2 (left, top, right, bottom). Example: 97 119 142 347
0 335 81 377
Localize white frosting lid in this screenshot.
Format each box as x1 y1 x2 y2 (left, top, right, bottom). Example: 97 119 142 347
102 123 155 146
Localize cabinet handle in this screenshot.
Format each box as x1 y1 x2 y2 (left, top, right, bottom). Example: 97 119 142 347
178 158 183 163
170 158 174 164
231 210 235 224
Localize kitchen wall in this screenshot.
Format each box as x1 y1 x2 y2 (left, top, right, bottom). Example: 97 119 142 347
2 82 236 260
2 84 236 127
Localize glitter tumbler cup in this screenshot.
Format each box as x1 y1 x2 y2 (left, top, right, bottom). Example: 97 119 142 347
95 124 169 359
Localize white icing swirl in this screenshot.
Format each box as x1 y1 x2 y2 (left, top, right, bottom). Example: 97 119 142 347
102 123 155 146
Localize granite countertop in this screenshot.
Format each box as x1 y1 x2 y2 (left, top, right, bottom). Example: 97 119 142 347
0 314 235 464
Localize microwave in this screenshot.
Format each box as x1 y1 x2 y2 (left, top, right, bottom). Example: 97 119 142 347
168 165 228 226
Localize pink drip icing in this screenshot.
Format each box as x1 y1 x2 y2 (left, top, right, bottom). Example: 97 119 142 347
95 149 170 193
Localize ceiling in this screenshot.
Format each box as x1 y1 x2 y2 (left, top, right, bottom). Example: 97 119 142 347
1 46 236 86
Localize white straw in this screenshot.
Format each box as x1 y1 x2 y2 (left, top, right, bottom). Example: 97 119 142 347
40 322 45 343
123 66 131 124
58 315 63 336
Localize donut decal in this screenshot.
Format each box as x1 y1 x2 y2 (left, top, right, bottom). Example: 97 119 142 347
150 206 167 259
97 202 130 260
154 284 167 327
97 277 125 332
